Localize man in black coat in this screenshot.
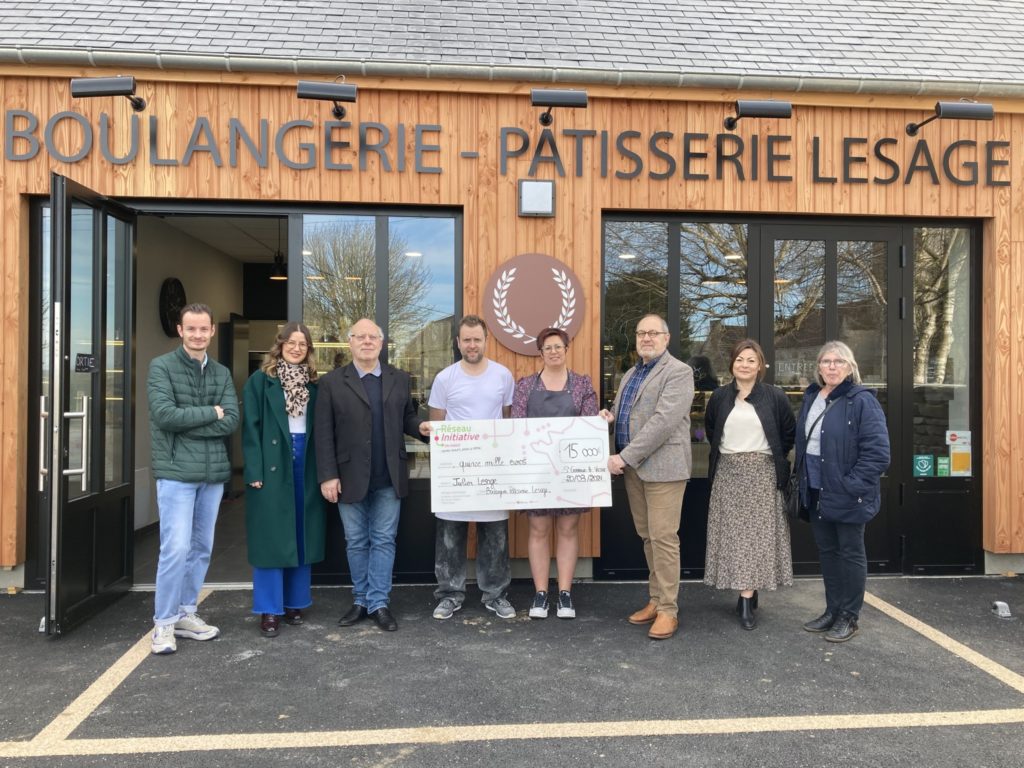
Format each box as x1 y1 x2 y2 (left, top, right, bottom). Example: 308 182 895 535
315 318 431 631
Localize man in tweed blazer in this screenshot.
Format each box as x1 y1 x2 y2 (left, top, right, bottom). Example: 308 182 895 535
600 314 694 640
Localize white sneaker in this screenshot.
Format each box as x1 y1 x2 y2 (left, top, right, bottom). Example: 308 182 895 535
529 591 549 619
151 624 177 655
556 590 576 619
174 612 220 641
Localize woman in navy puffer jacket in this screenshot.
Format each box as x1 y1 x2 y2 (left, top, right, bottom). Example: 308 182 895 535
795 341 890 644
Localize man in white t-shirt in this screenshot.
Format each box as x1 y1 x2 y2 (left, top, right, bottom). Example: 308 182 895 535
428 315 516 620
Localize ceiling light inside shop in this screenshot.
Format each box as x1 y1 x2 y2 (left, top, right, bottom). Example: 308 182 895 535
302 250 313 257
305 274 326 281
618 253 636 260
345 276 362 281
269 220 287 281
724 253 743 261
404 251 423 258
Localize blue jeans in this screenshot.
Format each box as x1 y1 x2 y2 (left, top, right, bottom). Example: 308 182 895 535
153 479 224 625
252 433 313 615
338 486 401 613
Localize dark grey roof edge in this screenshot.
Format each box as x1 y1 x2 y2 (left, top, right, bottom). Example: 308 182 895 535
2 46 1022 100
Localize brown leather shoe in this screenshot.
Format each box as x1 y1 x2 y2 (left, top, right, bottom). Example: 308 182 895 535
628 601 658 625
648 613 679 640
259 613 280 637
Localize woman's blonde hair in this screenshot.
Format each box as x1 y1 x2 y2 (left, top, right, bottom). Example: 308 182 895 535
261 322 318 380
815 340 861 386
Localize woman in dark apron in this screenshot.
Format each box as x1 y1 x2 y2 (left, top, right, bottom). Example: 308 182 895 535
510 327 598 620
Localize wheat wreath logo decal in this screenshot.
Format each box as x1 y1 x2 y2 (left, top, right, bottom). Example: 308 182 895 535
483 253 586 356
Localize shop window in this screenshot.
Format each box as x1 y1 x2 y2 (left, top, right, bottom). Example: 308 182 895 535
773 239 826 391
602 219 749 478
603 221 668 406
912 227 972 477
387 216 456 478
680 223 748 478
301 212 458 479
104 216 130 488
837 240 889 418
301 214 378 371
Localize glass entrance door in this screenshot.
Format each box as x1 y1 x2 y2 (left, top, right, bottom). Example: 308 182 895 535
43 173 135 635
763 225 903 573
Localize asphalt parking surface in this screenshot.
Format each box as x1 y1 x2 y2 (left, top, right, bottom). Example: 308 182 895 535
1 576 1022 767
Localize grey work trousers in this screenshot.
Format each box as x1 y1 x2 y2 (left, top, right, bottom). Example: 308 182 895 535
433 518 511 604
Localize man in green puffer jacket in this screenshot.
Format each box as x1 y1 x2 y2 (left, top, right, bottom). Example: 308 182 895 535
147 303 239 655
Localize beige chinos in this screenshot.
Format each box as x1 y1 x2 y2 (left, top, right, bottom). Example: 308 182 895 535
624 468 686 617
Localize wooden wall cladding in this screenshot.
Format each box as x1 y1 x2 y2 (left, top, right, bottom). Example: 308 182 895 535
1 70 1022 566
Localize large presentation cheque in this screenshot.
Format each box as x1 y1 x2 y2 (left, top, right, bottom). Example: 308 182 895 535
429 416 612 515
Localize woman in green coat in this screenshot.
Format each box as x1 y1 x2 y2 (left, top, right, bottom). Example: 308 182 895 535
242 322 326 637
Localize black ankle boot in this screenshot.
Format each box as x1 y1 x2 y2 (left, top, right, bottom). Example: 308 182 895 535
739 596 757 630
736 591 759 614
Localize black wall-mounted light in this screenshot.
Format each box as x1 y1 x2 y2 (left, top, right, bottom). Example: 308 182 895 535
905 101 994 136
531 88 588 126
70 75 146 112
724 99 792 131
296 79 358 119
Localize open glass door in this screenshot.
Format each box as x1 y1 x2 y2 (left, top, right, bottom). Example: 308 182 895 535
44 173 135 635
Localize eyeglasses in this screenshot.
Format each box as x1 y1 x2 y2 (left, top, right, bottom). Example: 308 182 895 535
819 358 848 368
350 333 382 342
635 330 667 339
283 340 308 350
541 344 565 353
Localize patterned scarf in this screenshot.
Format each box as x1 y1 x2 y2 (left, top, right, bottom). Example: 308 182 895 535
275 359 310 418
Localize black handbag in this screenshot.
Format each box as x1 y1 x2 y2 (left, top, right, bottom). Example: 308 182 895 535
783 469 801 520
785 399 837 520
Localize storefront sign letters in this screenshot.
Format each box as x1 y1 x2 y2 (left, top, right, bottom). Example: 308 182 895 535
3 111 443 172
1 108 1012 187
501 127 1010 186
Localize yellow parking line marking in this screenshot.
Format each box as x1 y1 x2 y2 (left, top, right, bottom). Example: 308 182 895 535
30 588 214 745
863 592 1024 695
4 709 1024 757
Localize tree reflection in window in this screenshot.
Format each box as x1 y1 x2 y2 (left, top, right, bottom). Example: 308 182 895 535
838 240 887 386
302 216 432 372
914 228 969 385
773 239 825 388
679 223 748 388
912 227 971 464
602 220 749 478
301 213 457 480
603 221 668 406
